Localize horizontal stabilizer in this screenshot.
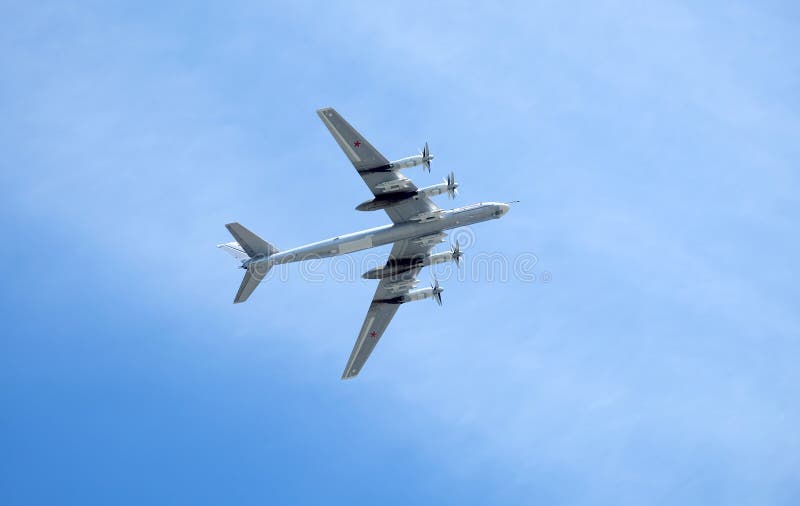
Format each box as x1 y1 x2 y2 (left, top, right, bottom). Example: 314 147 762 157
217 241 249 262
234 264 272 304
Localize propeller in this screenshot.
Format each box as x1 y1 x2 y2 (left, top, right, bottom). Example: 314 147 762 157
431 276 444 306
421 142 433 172
451 240 463 267
445 171 459 199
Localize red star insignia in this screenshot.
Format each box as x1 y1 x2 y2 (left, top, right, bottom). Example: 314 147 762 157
369 330 377 337
353 140 361 148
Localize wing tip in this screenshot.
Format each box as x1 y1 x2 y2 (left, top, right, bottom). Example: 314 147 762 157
341 368 359 380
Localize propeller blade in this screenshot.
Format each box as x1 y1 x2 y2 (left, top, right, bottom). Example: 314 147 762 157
446 171 458 199
422 142 432 172
451 240 462 267
430 276 443 306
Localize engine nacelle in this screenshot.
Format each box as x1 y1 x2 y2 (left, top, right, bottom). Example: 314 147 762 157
388 143 433 171
426 251 455 266
418 182 449 198
377 287 441 305
374 276 444 306
402 287 438 303
389 155 426 170
420 173 458 200
362 250 455 279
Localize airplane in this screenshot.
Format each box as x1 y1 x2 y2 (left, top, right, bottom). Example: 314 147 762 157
218 108 512 379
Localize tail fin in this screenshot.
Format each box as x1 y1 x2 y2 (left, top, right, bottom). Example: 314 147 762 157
224 222 279 257
220 223 279 304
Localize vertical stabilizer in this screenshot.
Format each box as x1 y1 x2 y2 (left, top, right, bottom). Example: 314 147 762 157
225 223 279 257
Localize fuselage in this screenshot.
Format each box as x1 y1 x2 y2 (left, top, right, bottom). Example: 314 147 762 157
249 202 509 269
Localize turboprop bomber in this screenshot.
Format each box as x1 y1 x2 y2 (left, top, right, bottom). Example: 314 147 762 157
219 108 511 379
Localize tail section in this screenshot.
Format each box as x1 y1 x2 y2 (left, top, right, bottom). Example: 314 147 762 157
218 222 279 304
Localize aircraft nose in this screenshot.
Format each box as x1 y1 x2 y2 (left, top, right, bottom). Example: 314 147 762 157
497 203 510 216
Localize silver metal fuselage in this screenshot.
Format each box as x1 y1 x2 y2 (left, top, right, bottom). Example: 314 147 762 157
250 202 509 268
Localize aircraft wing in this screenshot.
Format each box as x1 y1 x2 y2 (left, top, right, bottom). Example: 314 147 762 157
317 107 441 225
341 297 402 380
342 235 442 379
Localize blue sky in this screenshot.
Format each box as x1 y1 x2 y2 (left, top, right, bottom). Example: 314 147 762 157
1 1 798 504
